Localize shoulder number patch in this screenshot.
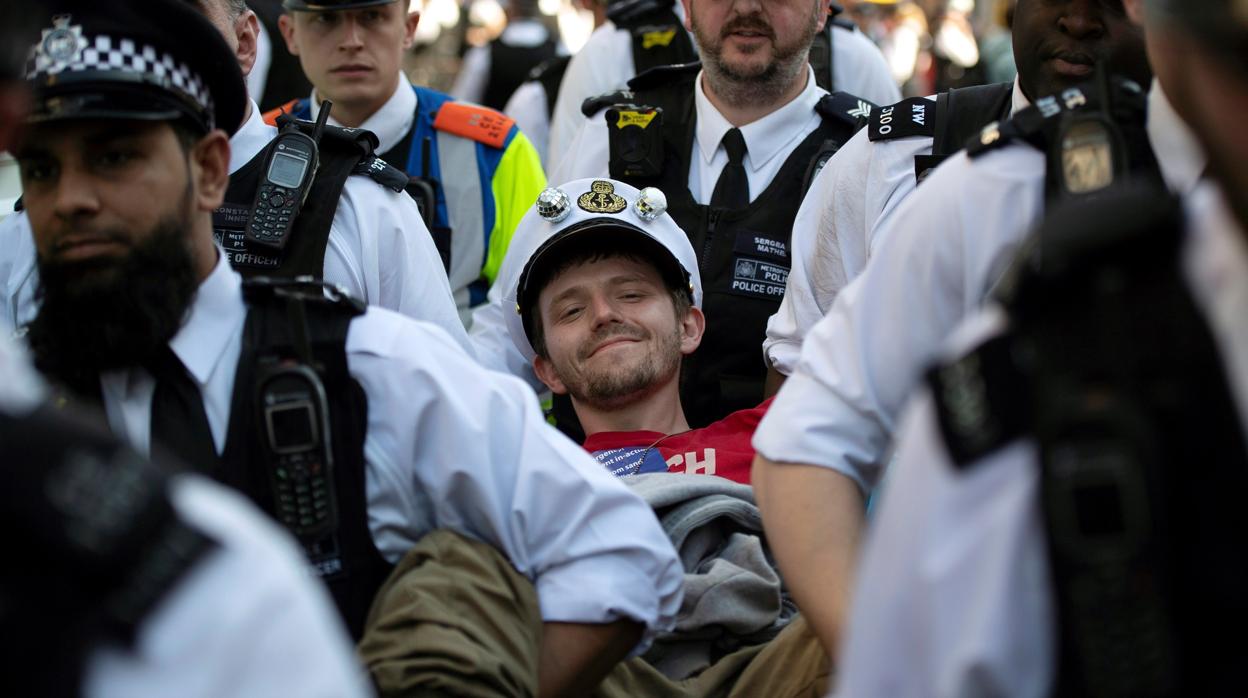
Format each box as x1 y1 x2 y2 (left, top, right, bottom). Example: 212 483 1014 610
433 102 515 149
868 97 935 142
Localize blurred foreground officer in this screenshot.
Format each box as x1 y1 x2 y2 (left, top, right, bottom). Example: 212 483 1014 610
11 3 683 694
839 0 1248 694
0 0 469 355
546 0 900 169
268 0 547 325
764 0 1161 379
751 0 1206 660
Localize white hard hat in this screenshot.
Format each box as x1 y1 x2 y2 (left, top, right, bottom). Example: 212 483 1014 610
502 177 703 363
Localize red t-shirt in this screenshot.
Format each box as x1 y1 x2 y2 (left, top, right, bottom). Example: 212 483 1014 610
580 399 772 484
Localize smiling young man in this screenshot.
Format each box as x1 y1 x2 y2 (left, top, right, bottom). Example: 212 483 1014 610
269 0 546 326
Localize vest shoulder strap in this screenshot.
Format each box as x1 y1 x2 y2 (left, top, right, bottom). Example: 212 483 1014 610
868 96 936 141
432 101 514 149
931 81 1015 158
607 0 676 25
263 98 303 127
627 60 702 92
583 88 637 117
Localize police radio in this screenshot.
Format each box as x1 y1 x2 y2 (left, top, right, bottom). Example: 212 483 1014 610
257 359 338 540
246 101 333 249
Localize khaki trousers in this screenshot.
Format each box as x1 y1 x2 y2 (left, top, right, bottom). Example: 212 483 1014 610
358 530 831 697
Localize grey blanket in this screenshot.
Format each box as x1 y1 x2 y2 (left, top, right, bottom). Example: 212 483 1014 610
625 473 797 680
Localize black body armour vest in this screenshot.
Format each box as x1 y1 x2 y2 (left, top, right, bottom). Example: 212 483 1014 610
483 36 559 111
868 81 1014 182
211 280 392 641
214 118 408 280
600 63 873 426
927 187 1248 696
608 0 853 93
1 405 216 698
531 54 572 118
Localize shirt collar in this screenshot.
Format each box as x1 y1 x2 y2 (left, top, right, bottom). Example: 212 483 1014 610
694 65 825 171
1009 74 1030 116
229 99 277 174
309 73 416 154
168 250 247 386
1148 79 1206 195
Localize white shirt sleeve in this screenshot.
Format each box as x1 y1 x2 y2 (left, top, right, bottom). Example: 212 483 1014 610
450 45 491 105
829 24 902 107
547 23 634 174
84 477 371 698
838 309 1053 698
0 211 39 335
505 81 553 169
753 148 1045 490
348 309 683 649
323 176 475 357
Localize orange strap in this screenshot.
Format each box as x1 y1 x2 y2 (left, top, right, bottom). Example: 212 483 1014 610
432 102 515 149
261 99 300 127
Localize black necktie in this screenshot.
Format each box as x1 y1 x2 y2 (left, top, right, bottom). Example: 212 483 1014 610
148 347 219 472
710 128 750 209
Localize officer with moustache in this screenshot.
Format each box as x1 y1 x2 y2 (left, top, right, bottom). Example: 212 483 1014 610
11 3 682 696
752 0 1207 663
839 0 1248 692
0 0 470 355
481 0 883 431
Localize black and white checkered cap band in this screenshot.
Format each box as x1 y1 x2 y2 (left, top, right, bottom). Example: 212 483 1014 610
26 35 214 125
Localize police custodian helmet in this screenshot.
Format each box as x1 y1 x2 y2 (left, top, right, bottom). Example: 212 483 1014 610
503 178 704 362
23 0 248 136
282 0 400 10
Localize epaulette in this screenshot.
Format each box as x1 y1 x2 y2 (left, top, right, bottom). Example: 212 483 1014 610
868 96 936 141
607 0 675 25
351 155 408 194
626 61 701 91
432 101 515 149
926 332 1031 468
262 98 301 127
817 91 877 129
966 76 1148 158
582 89 636 117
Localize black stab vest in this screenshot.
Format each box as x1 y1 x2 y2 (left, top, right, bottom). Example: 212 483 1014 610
607 68 870 426
483 36 559 111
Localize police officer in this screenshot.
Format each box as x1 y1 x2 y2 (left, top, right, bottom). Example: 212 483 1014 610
450 0 561 111
503 0 610 167
546 0 900 170
532 0 884 429
0 0 470 355
0 8 366 692
269 0 548 326
764 0 1172 382
11 4 682 696
839 0 1248 691
751 0 1207 663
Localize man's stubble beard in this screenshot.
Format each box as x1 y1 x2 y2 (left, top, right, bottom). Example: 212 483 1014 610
27 181 200 395
693 4 821 109
562 322 685 412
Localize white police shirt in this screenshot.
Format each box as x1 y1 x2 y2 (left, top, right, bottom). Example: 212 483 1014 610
96 252 684 648
85 477 372 698
505 80 556 169
0 101 472 357
752 83 1207 492
836 183 1248 697
546 8 901 173
554 65 828 204
763 78 1030 375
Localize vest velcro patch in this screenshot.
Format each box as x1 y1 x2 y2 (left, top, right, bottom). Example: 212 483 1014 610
433 102 514 149
868 97 935 142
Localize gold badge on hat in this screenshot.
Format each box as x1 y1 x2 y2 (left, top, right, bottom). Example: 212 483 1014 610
577 180 627 214
37 15 87 71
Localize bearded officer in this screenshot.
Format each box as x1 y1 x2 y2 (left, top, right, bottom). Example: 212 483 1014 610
546 0 900 170
11 2 681 696
751 0 1209 662
838 0 1248 692
0 0 470 356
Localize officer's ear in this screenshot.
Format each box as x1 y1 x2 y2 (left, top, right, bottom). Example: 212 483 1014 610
188 129 232 213
679 0 693 31
234 9 260 76
403 4 421 51
679 305 705 357
533 354 569 396
1122 0 1144 26
278 13 301 56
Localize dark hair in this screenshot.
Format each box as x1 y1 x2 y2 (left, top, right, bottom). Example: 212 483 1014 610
525 237 693 359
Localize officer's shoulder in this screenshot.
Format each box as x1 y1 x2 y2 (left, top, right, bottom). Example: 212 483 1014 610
527 54 572 82
345 307 476 372
626 61 700 92
432 101 516 149
817 91 878 129
868 95 937 142
262 98 306 127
